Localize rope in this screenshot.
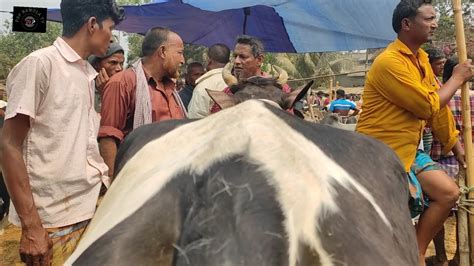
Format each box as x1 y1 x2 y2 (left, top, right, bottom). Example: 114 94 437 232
457 185 474 215
459 185 474 195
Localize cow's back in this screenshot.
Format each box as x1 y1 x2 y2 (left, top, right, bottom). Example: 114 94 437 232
68 100 417 266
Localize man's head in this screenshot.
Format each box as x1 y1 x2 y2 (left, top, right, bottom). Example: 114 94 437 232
233 35 265 80
185 62 205 87
89 42 125 77
207 77 313 111
336 89 345 99
426 47 445 77
60 0 124 57
141 27 185 79
392 0 436 44
207 43 230 71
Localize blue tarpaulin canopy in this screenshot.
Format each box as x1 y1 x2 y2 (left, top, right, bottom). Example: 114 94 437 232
47 0 398 53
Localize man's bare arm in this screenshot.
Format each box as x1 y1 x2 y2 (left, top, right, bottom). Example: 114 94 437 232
0 114 52 265
437 60 473 107
99 137 118 178
350 108 360 117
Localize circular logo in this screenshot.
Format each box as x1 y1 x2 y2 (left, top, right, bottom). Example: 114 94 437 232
23 15 37 29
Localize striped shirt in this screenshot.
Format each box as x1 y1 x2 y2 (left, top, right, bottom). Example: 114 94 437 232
329 98 356 112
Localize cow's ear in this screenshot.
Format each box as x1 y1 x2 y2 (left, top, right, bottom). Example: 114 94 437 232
207 89 238 109
282 80 314 109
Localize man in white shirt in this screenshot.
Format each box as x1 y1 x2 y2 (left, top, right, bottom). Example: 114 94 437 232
188 43 230 118
0 0 124 264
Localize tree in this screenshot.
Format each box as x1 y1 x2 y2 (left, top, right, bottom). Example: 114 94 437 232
0 21 62 80
431 0 473 57
117 0 151 63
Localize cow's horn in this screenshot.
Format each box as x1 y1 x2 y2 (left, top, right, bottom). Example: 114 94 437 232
270 65 288 85
222 62 238 86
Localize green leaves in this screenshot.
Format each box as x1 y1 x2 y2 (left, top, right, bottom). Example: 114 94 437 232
0 21 62 79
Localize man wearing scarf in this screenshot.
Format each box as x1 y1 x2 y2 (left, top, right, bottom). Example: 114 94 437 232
99 27 186 178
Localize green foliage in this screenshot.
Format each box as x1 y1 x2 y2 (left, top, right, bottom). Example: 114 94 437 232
117 0 152 63
431 0 472 46
0 21 62 80
126 33 143 63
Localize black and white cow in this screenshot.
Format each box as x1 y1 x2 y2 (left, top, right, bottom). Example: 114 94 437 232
66 99 417 265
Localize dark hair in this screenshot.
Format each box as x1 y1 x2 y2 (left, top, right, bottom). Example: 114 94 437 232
425 47 445 63
392 0 432 33
336 89 345 97
141 27 171 57
208 43 230 64
235 35 264 58
186 62 204 72
443 56 458 83
60 0 124 38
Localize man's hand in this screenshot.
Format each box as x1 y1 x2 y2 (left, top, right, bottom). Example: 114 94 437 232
452 59 473 85
452 140 466 169
96 68 110 93
19 223 53 266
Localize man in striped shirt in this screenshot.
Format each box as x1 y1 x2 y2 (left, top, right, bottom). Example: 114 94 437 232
329 89 360 117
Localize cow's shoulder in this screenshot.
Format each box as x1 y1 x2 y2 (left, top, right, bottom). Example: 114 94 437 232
115 119 196 175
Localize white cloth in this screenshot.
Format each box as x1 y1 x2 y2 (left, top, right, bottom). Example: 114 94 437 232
131 59 153 129
187 68 227 118
417 138 424 151
5 37 109 228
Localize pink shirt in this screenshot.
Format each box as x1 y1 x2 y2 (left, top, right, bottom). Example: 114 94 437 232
5 37 109 228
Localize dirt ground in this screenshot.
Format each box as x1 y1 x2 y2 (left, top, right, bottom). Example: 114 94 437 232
0 219 22 266
0 216 459 265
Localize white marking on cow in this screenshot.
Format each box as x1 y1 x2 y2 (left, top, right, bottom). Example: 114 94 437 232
66 100 391 265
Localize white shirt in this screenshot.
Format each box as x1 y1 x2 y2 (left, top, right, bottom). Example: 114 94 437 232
6 37 109 228
188 67 227 118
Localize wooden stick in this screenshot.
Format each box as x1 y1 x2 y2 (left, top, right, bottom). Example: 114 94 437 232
458 168 470 266
329 79 333 102
452 0 473 265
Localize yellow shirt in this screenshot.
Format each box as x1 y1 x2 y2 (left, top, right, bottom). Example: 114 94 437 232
356 39 458 172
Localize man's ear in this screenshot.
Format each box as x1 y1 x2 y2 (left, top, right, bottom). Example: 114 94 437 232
207 89 237 109
156 45 166 59
256 54 264 67
401 18 411 31
87 17 99 34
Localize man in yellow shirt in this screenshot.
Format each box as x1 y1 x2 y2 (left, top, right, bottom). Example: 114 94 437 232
356 0 473 265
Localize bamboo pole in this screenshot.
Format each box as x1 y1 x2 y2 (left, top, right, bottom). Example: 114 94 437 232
458 168 470 266
328 79 333 102
452 0 473 264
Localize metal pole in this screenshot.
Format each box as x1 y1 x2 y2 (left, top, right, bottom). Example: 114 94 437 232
243 7 250 34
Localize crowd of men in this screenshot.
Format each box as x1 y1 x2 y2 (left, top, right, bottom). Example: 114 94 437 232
0 0 473 265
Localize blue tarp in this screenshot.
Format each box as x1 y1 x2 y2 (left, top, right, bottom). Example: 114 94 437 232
47 0 398 53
